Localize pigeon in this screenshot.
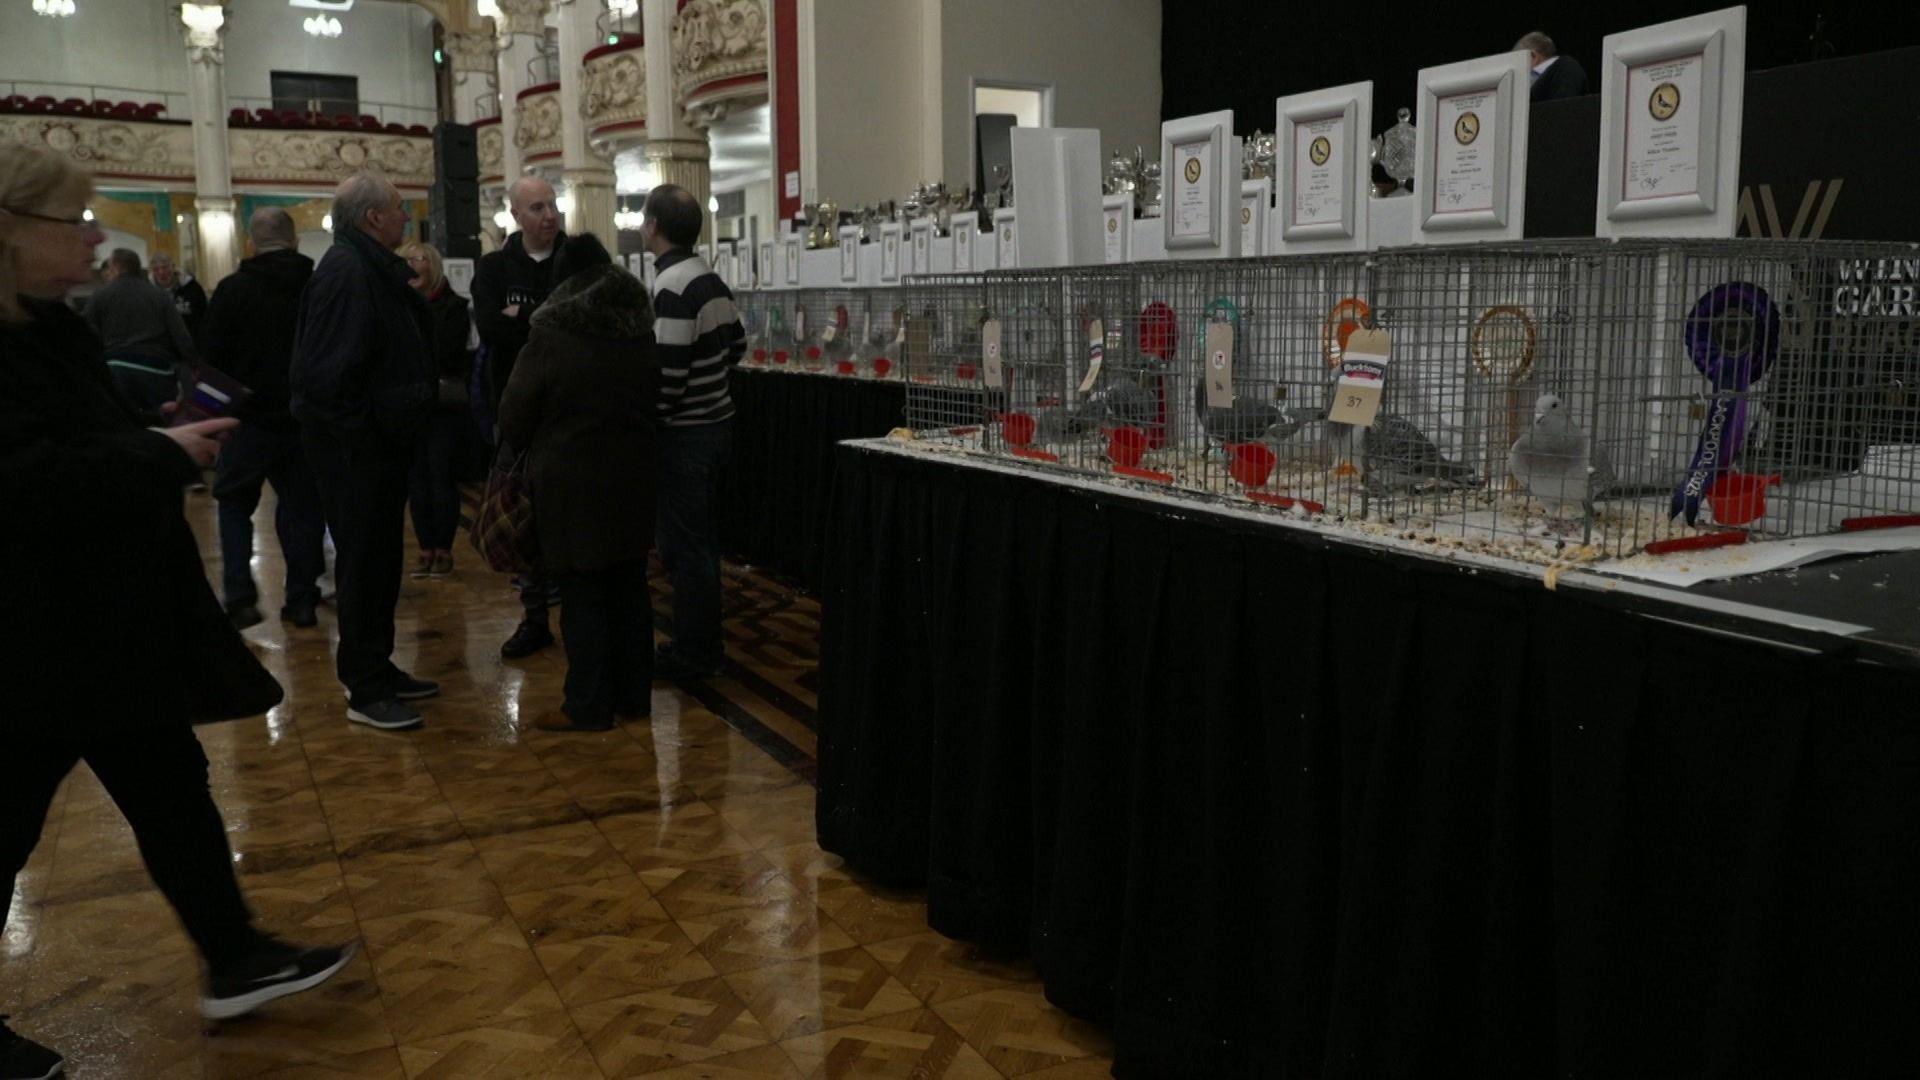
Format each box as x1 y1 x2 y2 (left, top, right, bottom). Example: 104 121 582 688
1193 379 1283 444
1091 382 1160 429
821 306 856 367
1033 404 1097 444
1508 392 1614 516
1333 414 1479 490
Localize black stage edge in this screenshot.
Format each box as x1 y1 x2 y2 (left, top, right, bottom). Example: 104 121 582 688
816 441 1920 1079
717 367 905 590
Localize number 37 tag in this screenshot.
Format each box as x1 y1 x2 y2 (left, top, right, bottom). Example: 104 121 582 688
1328 327 1391 428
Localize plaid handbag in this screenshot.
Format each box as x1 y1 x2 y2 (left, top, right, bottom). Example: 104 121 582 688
470 445 537 574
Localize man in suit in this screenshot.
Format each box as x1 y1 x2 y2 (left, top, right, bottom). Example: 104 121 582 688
1517 31 1589 102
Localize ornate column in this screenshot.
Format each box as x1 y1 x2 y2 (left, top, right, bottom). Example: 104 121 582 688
556 0 615 239
645 0 710 240
447 31 500 125
178 2 237 286
494 0 550 187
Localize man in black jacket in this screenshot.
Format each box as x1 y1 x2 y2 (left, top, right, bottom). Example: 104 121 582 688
292 171 438 732
1518 31 1589 102
205 207 327 631
152 251 209 345
472 175 567 660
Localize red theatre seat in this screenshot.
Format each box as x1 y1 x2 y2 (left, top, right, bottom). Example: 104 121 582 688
138 103 166 120
407 124 429 137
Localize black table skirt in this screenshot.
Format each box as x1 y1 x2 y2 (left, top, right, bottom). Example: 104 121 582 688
717 367 905 589
815 443 1920 1079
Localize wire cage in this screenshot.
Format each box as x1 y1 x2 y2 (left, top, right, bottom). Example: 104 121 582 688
900 272 990 440
735 288 772 368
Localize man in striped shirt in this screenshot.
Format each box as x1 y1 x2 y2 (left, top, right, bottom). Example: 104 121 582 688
641 184 745 680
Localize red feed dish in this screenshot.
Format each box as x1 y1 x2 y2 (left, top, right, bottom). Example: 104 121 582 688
1705 472 1781 526
1644 532 1749 556
872 357 893 378
773 350 789 365
805 346 821 360
955 362 978 381
1107 426 1148 468
836 360 855 376
1227 442 1277 488
751 348 768 364
1003 413 1037 447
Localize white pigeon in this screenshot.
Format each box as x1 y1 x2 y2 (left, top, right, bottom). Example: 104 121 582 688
1508 392 1614 517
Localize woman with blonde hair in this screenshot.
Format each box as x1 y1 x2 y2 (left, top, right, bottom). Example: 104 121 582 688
0 144 351 1079
400 239 474 576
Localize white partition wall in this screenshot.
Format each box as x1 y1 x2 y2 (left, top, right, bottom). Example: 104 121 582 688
1413 52 1531 245
1008 127 1105 268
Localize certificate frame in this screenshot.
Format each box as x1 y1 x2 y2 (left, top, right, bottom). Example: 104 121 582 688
993 208 1019 270
954 217 976 271
880 221 904 284
1160 110 1241 258
838 226 861 284
1595 6 1746 237
1102 192 1134 264
758 241 775 289
1275 80 1372 252
1413 51 1530 244
715 240 736 288
1239 178 1271 257
782 234 803 289
909 218 934 276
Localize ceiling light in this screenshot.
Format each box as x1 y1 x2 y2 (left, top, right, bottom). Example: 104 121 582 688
82 208 94 222
322 213 333 231
303 14 342 37
179 3 225 36
33 0 76 17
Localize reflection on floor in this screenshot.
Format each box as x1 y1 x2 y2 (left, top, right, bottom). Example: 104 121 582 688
0 490 1114 1078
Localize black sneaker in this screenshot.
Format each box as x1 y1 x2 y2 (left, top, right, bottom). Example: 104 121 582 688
392 675 440 701
500 620 555 660
281 599 319 629
0 1016 62 1080
201 939 356 1020
346 698 423 732
653 648 723 682
227 603 265 631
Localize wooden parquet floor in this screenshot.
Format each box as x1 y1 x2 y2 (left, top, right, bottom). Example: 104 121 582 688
0 489 1113 1079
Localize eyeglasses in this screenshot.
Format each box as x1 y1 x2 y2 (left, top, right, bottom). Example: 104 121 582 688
3 207 91 227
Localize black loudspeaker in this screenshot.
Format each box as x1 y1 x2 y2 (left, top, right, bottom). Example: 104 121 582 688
433 121 478 181
430 179 481 259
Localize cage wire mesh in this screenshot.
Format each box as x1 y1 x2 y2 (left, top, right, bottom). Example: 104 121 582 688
736 288 771 367
892 238 1919 566
900 272 989 440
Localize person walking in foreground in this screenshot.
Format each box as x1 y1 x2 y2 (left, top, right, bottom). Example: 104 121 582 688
291 171 439 732
497 234 661 732
86 247 198 415
203 207 328 631
637 184 745 681
401 240 473 578
472 175 567 660
0 144 352 1080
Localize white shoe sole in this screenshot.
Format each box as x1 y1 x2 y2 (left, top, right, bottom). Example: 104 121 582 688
346 706 423 731
199 944 356 1020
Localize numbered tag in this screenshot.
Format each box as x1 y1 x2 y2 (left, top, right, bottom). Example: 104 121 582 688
982 319 1004 389
792 308 807 341
821 324 837 344
1204 319 1236 409
893 307 909 347
1077 319 1106 395
1328 327 1391 427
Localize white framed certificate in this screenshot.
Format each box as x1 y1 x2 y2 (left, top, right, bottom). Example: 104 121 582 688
954 218 976 271
1276 81 1371 252
993 208 1018 270
838 226 861 284
1596 6 1746 237
1102 192 1133 264
758 241 775 289
1413 52 1530 243
1239 178 1270 257
909 218 933 276
1160 110 1241 257
714 240 735 288
880 222 904 284
782 234 802 288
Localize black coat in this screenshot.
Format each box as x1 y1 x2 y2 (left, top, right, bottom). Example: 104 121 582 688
202 248 313 427
0 299 284 740
168 275 209 345
473 231 567 409
1532 56 1589 102
291 228 435 438
496 264 659 576
424 284 473 405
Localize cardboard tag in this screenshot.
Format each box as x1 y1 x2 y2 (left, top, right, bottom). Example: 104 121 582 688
1077 319 1106 395
1204 319 1236 408
793 308 807 341
821 324 837 344
982 319 1004 388
893 307 908 347
1329 327 1390 427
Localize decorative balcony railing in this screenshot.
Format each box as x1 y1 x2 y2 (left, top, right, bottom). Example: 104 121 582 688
672 0 768 124
582 37 646 148
513 81 562 165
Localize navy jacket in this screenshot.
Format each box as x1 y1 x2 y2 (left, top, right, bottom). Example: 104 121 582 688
290 227 435 437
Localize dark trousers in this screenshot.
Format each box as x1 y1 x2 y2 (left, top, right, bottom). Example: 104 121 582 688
215 422 327 610
305 425 413 704
1 725 258 968
408 411 465 552
560 559 654 724
655 420 733 666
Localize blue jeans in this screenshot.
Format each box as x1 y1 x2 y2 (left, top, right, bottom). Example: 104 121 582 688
655 421 732 667
214 422 327 610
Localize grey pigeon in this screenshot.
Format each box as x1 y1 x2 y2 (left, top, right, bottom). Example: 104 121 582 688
1335 414 1479 489
1192 380 1292 444
1092 382 1159 429
1507 391 1614 516
1033 404 1096 444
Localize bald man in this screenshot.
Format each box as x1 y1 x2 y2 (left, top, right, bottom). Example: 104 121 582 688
291 171 439 731
203 207 327 631
472 173 569 660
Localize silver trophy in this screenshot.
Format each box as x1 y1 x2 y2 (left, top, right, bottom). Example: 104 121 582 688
1243 129 1276 180
1375 107 1416 197
1102 147 1163 217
